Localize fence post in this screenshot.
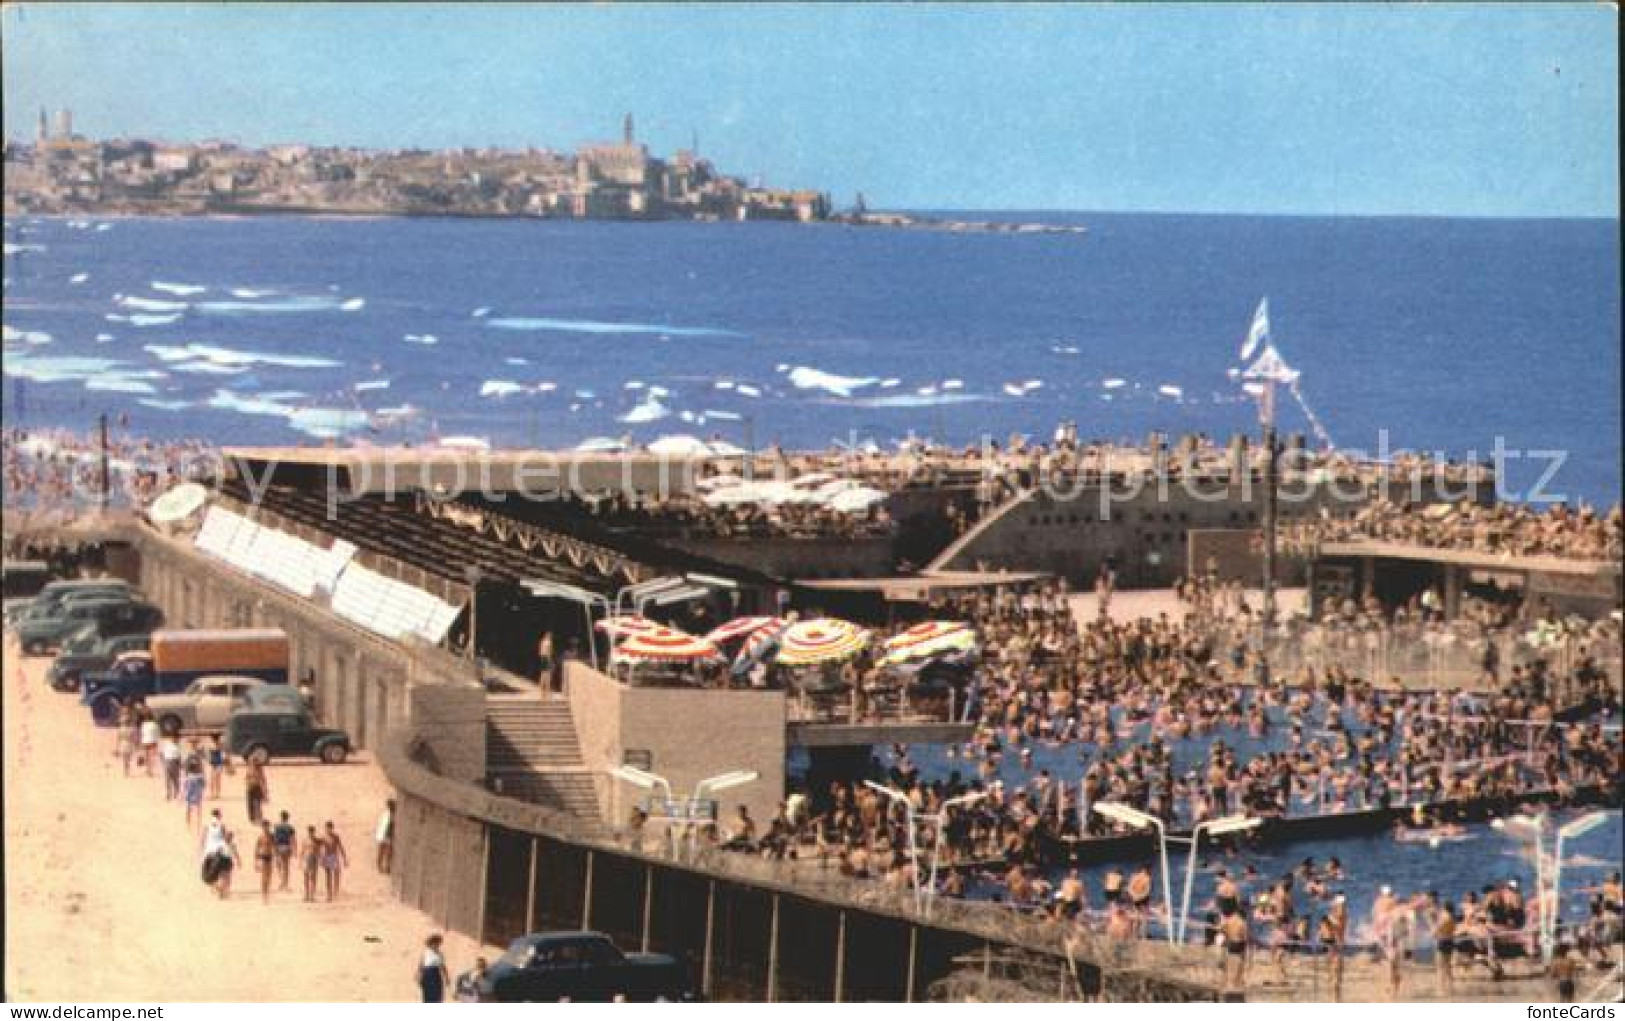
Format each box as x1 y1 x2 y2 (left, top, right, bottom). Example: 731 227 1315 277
833 910 846 1002
581 849 595 929
906 925 919 1003
525 837 539 933
641 862 654 952
766 893 781 1002
703 879 717 999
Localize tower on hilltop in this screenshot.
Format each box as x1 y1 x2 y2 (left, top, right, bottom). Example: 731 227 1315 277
37 107 47 144
623 112 634 146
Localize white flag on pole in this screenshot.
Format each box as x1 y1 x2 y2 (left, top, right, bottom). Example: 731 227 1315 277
1240 297 1270 361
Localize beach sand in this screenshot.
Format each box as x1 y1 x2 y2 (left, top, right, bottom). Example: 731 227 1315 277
3 637 495 1002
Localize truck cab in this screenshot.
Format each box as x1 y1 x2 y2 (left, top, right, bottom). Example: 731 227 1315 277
15 597 162 655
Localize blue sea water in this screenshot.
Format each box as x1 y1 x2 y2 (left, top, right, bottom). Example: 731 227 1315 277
3 212 1619 502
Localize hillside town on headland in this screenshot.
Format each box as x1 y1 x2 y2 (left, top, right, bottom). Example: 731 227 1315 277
3 109 1084 234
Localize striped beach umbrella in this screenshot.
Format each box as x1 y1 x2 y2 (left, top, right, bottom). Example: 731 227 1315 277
614 626 722 664
775 618 870 666
882 627 977 666
596 615 662 637
883 620 973 653
707 616 785 645
731 617 790 676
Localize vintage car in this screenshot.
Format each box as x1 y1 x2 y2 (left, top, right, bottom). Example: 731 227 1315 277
481 931 696 1003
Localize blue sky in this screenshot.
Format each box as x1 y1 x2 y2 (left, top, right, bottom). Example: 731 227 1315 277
2 3 1616 217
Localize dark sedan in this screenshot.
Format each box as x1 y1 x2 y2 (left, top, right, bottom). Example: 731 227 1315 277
481 932 696 1003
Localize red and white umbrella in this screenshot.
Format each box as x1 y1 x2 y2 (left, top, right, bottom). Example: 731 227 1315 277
596 615 662 637
706 616 786 645
614 625 722 664
775 618 870 666
883 620 973 652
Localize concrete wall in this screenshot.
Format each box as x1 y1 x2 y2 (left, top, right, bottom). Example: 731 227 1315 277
135 527 468 751
408 684 488 784
1187 528 1305 586
944 475 1488 587
378 728 1218 1002
566 662 787 833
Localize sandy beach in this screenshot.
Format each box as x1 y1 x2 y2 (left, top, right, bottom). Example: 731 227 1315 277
3 637 495 1002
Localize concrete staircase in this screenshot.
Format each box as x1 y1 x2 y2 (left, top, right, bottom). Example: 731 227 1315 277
925 487 1037 573
485 696 604 827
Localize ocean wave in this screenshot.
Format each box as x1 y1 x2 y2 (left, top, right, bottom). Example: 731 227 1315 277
95 333 115 343
402 333 438 345
84 373 161 395
197 295 354 315
118 295 190 312
841 391 992 409
151 281 208 296
704 409 743 421
480 380 524 398
2 243 45 255
137 398 192 411
2 325 53 345
3 354 122 383
787 366 877 396
485 316 740 338
735 384 762 398
230 288 275 299
128 313 183 327
181 342 342 369
354 379 391 392
619 393 670 424
70 272 89 284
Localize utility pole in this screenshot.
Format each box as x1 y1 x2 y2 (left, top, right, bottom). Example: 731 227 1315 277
98 412 111 511
1261 380 1278 630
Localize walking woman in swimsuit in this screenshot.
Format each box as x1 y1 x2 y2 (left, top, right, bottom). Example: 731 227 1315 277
255 821 276 904
322 820 349 901
302 825 323 902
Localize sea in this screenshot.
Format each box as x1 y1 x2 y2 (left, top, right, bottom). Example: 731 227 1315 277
3 212 1620 503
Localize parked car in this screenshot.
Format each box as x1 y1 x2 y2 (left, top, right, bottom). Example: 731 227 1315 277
481 932 696 1003
2 560 52 613
223 704 351 765
14 598 162 656
48 630 153 692
147 675 273 735
6 578 133 628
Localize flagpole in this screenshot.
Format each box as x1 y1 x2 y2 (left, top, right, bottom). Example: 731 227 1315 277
1262 377 1278 635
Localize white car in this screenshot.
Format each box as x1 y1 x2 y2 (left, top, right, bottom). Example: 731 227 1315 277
147 675 271 735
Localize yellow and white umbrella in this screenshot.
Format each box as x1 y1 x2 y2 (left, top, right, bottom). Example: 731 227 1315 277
775 618 870 666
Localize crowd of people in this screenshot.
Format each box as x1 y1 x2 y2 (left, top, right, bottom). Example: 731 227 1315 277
2 426 220 521
561 487 897 542
673 576 1621 997
1284 498 1624 563
104 693 389 906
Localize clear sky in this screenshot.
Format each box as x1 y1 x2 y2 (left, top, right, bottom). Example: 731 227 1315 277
2 3 1616 217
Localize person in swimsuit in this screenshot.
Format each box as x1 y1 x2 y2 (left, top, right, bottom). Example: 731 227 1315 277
418 934 450 1003
302 825 323 902
206 735 226 800
272 811 297 891
255 821 276 903
1434 901 1457 997
244 758 269 825
212 828 240 899
322 820 349 901
182 740 207 830
1220 908 1249 996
